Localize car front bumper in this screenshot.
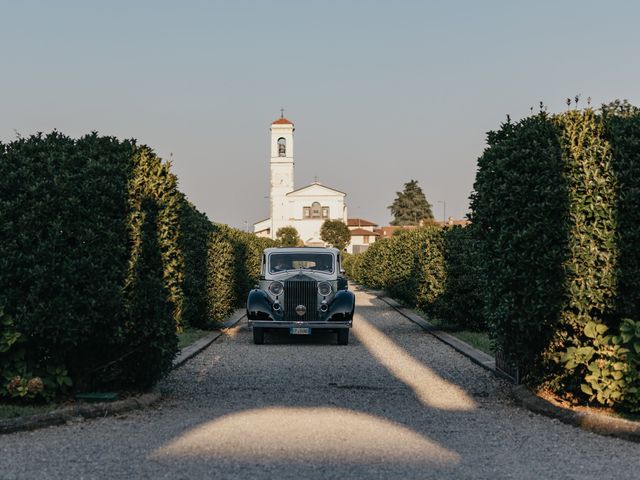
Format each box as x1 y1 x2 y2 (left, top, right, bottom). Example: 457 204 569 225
248 320 352 330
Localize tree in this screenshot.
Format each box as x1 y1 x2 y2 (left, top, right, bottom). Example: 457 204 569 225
276 226 301 247
320 220 351 251
388 179 434 226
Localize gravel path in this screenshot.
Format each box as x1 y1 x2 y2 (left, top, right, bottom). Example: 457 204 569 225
1 290 639 479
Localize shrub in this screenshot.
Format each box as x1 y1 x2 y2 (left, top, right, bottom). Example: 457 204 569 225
115 200 177 388
179 196 215 329
276 226 301 247
320 220 351 251
434 225 486 331
206 230 238 324
342 252 363 282
0 133 179 396
470 106 640 410
351 226 445 312
470 113 569 378
604 105 640 320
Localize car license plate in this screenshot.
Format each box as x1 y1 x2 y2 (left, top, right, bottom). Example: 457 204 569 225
290 327 311 335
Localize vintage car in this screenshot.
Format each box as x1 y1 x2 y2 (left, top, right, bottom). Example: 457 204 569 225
246 247 355 345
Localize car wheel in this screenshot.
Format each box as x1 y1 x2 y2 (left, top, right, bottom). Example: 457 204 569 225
253 327 265 345
337 329 349 346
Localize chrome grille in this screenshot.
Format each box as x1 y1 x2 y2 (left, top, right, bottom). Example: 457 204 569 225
284 279 318 321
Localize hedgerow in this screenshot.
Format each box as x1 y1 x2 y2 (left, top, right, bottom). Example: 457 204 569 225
348 226 445 312
179 196 215 329
434 225 486 331
470 104 640 410
0 131 273 401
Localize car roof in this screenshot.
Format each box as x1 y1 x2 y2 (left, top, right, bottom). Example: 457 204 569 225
264 247 340 255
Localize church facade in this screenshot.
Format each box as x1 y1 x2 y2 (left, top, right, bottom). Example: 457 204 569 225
253 115 348 246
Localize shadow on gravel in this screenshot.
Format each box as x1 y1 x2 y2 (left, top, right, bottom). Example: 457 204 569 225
147 293 497 476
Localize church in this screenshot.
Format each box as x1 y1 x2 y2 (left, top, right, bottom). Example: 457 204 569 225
253 114 348 246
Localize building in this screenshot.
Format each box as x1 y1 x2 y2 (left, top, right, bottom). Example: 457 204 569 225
346 218 379 254
254 115 348 246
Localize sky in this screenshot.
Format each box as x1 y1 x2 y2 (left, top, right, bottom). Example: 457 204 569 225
2 1 639 229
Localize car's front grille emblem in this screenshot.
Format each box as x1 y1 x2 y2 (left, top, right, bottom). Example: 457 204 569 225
295 304 307 316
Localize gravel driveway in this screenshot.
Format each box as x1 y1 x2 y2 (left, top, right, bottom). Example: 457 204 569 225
1 289 639 479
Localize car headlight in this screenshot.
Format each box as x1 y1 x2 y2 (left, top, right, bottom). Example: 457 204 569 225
269 281 284 296
318 282 332 296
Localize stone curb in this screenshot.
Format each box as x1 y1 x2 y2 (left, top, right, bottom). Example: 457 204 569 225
0 389 161 435
172 309 246 369
0 309 246 435
355 285 640 443
374 294 505 379
512 385 640 443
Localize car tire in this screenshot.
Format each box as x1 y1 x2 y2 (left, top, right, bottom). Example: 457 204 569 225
337 329 349 346
253 327 265 345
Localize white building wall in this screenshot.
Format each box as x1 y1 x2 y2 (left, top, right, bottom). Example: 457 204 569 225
255 117 349 247
269 122 295 238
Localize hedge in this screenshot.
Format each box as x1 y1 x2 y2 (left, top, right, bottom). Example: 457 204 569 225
470 105 640 410
0 131 275 401
347 226 445 313
434 225 485 331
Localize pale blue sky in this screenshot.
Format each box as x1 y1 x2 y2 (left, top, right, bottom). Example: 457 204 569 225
2 1 639 228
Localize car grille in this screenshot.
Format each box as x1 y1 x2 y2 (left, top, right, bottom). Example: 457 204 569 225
284 279 318 322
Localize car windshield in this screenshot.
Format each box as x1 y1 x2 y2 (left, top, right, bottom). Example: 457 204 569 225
269 253 334 274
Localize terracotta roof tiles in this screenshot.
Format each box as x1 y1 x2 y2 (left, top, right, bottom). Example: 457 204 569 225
272 117 293 125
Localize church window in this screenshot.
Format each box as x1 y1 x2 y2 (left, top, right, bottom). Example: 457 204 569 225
311 202 322 218
278 137 286 157
322 207 329 218
303 207 311 218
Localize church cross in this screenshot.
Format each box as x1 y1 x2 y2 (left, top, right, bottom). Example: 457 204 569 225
280 108 285 118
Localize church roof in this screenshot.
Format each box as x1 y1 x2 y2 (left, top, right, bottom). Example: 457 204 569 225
286 182 346 197
272 117 293 125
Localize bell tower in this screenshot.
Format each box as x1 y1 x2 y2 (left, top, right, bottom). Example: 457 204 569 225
270 111 295 237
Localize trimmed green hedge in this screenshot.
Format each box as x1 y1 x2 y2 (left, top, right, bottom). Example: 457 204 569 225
470 113 569 378
0 131 274 401
470 105 640 410
0 133 179 396
434 225 485 331
347 226 445 313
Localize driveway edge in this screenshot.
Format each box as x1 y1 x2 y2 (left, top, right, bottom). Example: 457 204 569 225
0 389 161 435
0 309 246 435
172 309 245 369
358 286 640 443
512 385 640 443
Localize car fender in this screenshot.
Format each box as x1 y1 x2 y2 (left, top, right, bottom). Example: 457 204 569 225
328 290 355 321
247 289 276 320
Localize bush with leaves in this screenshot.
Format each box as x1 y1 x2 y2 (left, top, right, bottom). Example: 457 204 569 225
179 196 215 329
560 319 640 410
349 226 445 312
470 112 569 379
342 252 363 282
0 132 181 397
320 220 351 251
469 104 640 410
276 226 301 247
434 225 486 331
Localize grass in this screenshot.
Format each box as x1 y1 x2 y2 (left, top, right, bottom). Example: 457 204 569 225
177 327 212 349
0 402 62 420
413 309 493 355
